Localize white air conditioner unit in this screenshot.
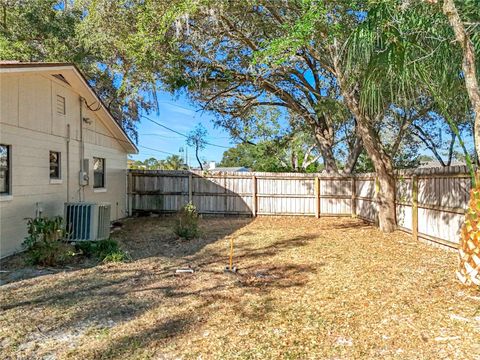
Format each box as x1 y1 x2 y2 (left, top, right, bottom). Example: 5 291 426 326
64 202 111 241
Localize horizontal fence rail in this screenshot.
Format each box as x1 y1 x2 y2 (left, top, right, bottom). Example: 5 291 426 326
128 166 471 249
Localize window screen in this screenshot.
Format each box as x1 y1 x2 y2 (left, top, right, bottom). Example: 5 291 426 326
93 157 105 188
50 151 61 179
0 145 10 194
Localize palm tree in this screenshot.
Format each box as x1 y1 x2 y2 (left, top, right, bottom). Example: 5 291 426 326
164 155 186 170
348 0 479 285
436 0 480 286
144 157 160 169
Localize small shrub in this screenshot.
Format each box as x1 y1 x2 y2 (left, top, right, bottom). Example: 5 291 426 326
174 202 200 239
93 239 120 259
23 216 71 266
75 241 96 257
75 239 129 263
102 250 129 263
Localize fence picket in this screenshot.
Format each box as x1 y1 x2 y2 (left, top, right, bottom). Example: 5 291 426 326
128 169 470 249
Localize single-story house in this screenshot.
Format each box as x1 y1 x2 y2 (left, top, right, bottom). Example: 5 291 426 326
418 160 466 168
0 62 137 257
206 161 250 173
208 166 250 173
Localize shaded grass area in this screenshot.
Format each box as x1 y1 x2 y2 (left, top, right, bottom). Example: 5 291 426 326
1 216 479 359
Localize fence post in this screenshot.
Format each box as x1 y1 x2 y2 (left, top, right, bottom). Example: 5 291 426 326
127 171 133 216
315 177 320 218
224 176 228 214
188 173 193 203
412 175 418 241
374 176 380 225
252 175 257 217
351 177 356 218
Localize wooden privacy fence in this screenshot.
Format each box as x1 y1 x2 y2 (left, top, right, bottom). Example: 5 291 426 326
128 166 471 249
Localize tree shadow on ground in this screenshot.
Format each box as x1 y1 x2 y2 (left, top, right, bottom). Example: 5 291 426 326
0 216 373 359
0 228 319 310
1 171 255 286
114 216 253 260
0 218 330 359
0 216 253 286
62 264 320 359
89 313 196 360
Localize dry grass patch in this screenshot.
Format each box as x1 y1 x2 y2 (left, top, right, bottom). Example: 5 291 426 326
1 216 479 359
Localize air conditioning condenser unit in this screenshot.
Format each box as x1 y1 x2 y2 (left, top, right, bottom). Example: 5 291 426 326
64 202 111 241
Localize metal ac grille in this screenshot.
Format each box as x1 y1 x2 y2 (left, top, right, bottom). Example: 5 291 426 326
65 203 93 241
64 202 111 241
97 204 111 240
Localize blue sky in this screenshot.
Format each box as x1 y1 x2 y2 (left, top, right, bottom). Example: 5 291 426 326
130 91 475 168
130 91 233 166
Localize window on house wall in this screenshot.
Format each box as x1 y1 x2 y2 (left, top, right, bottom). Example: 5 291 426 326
56 95 66 115
0 145 10 194
49 151 61 179
93 157 105 188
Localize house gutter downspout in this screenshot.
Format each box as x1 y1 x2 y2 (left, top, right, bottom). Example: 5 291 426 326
79 97 85 202
66 124 70 202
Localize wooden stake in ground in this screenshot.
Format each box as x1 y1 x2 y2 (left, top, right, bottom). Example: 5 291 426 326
225 237 237 273
229 237 233 270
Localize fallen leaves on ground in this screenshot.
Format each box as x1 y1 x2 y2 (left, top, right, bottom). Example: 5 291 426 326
1 216 479 359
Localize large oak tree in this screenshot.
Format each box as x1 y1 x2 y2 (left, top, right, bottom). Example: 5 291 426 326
80 0 364 173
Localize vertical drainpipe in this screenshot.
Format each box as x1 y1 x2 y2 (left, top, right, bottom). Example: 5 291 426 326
66 124 70 202
79 97 84 202
125 170 129 217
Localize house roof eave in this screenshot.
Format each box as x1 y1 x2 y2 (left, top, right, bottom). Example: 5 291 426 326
0 62 138 154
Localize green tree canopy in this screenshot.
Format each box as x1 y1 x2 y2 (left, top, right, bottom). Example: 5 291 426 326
0 0 155 141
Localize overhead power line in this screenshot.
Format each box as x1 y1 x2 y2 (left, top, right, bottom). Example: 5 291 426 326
140 114 231 149
140 133 185 140
141 133 230 140
141 114 188 138
138 145 177 156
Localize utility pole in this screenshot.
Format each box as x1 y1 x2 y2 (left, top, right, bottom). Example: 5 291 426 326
179 144 190 169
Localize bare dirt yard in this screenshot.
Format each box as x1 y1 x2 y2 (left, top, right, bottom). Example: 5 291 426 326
1 216 479 359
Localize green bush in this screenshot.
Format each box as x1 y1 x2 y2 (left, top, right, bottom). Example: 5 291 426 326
75 241 96 257
23 217 128 265
75 239 129 263
23 216 73 266
174 202 200 239
93 239 120 259
26 243 76 266
102 250 129 263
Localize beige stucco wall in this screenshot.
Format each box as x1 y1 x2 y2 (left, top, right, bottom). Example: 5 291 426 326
0 72 130 257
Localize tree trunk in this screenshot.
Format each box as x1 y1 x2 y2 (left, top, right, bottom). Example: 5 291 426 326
342 104 396 232
320 144 337 173
2 5 6 30
441 0 480 286
443 0 480 161
195 146 203 170
291 151 299 171
314 131 338 173
333 51 396 232
355 115 397 232
344 134 363 174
